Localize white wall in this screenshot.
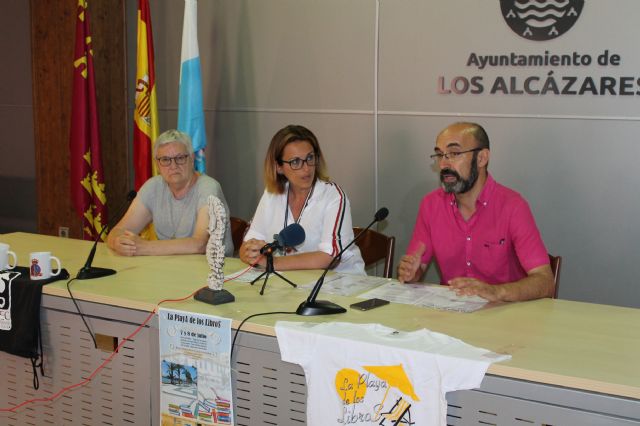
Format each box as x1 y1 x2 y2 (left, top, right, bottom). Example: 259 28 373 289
134 0 640 308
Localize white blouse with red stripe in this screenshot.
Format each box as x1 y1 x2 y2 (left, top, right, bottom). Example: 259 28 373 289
244 180 365 275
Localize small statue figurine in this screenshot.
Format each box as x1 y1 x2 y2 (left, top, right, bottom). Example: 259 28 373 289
194 195 235 305
206 195 226 290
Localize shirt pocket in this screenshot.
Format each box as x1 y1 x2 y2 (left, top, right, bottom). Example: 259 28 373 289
476 237 509 278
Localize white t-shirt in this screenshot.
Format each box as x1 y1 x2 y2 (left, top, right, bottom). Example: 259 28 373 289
244 180 365 274
276 321 510 426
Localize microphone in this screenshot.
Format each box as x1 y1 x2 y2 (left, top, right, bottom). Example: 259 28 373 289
76 190 137 280
260 223 305 255
296 207 389 316
251 223 306 294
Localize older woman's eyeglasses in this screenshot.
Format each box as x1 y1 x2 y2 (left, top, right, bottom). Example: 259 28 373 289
280 153 317 170
156 154 190 167
429 148 481 163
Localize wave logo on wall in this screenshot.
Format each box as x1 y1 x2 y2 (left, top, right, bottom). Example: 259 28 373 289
500 0 584 41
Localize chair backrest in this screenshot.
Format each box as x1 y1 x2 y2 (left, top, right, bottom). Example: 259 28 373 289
353 227 395 278
548 254 562 299
230 217 249 254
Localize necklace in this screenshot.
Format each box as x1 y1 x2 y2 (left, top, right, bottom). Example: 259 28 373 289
284 182 314 228
167 175 197 239
282 183 314 256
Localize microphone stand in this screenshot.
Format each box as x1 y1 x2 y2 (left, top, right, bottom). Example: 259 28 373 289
76 190 136 280
296 208 388 316
251 247 298 295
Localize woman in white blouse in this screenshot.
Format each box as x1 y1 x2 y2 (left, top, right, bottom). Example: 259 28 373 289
239 125 364 274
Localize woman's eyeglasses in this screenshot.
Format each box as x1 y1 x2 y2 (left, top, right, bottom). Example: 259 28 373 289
280 153 318 170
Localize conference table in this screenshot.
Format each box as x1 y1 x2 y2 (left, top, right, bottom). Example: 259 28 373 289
0 232 638 425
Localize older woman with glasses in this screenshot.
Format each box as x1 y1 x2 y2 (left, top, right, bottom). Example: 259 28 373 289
107 129 233 256
239 124 364 274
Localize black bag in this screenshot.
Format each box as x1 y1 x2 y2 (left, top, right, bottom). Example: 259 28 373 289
0 266 69 389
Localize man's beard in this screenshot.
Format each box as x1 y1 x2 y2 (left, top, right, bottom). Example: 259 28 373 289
439 153 479 194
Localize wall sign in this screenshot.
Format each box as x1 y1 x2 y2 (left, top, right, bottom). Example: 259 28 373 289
500 0 584 41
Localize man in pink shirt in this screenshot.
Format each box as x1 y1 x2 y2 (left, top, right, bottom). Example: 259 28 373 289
398 122 555 302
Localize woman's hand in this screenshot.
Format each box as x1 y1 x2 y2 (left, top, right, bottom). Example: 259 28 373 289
239 238 267 267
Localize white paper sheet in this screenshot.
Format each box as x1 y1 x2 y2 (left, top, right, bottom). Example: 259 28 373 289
358 281 488 313
298 273 390 297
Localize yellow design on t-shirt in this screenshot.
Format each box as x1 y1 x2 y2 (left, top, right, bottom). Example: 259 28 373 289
335 368 367 404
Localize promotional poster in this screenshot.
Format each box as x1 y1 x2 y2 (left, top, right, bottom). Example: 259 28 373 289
159 308 233 425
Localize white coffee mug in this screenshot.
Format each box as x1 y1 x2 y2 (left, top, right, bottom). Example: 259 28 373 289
0 243 17 270
30 251 62 280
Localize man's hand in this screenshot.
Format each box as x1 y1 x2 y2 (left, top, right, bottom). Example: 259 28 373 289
111 230 140 257
397 243 426 283
447 277 503 302
239 238 266 267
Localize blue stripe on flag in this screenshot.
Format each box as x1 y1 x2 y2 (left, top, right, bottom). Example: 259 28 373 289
177 56 207 173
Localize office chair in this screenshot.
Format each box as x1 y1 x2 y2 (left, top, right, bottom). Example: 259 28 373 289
353 227 395 278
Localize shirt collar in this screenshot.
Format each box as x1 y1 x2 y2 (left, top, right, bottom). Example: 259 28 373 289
443 172 495 207
476 173 495 207
284 180 318 205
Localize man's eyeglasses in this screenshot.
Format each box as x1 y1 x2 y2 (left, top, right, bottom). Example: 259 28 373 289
280 153 318 170
156 154 190 167
429 148 482 163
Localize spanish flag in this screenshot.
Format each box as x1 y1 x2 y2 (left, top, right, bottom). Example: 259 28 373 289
69 0 108 240
133 0 159 190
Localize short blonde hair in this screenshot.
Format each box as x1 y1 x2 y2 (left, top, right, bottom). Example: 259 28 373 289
264 125 329 194
153 129 194 158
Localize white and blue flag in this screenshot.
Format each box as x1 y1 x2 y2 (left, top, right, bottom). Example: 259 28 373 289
177 0 207 173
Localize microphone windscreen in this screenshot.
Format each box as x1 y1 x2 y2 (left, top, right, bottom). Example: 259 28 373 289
374 207 389 222
277 223 305 247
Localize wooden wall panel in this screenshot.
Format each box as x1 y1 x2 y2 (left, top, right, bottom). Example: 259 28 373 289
91 0 130 218
30 0 129 239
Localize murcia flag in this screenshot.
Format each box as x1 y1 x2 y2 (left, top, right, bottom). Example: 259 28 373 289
69 0 108 240
177 0 207 173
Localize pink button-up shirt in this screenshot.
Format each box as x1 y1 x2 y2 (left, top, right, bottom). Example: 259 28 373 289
408 174 549 285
